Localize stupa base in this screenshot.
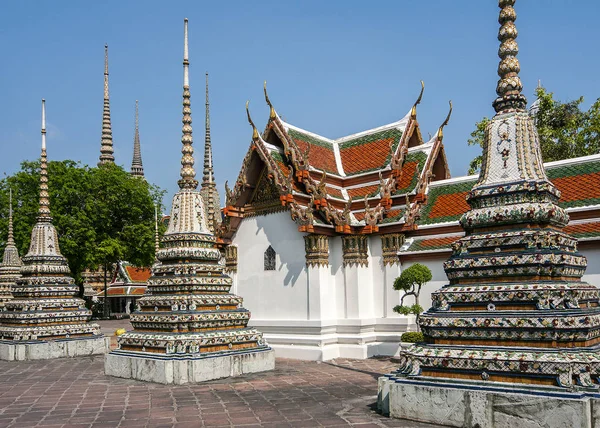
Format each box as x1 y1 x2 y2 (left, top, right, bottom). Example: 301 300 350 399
378 375 600 428
105 348 275 384
0 336 109 361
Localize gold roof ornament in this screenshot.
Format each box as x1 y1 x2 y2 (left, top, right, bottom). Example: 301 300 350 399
435 101 453 141
246 101 259 140
264 81 276 120
410 80 425 118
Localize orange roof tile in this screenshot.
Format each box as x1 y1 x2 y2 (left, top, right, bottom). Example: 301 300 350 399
347 184 379 200
553 172 600 203
125 266 152 283
428 191 470 220
293 139 338 174
340 137 395 175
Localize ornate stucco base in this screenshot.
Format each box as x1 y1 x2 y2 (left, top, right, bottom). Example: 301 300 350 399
105 348 276 385
251 317 414 361
0 336 109 361
378 375 600 428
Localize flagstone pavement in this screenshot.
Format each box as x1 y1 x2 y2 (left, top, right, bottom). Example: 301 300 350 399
0 320 442 428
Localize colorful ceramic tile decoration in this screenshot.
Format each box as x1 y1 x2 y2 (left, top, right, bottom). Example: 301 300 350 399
105 20 273 383
392 0 600 389
0 100 102 343
0 189 20 308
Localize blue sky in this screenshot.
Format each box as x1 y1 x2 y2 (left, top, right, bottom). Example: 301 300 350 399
1 1 599 208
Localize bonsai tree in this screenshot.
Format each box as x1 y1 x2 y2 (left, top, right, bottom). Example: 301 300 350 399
393 263 432 329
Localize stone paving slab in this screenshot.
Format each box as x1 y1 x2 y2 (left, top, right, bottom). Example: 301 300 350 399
0 321 441 428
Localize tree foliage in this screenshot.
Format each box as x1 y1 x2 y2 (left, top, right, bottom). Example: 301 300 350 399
393 263 432 325
468 87 600 174
0 161 166 285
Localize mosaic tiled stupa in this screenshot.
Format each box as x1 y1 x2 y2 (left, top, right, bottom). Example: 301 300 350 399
105 19 274 384
380 1 600 426
0 100 107 361
0 189 20 307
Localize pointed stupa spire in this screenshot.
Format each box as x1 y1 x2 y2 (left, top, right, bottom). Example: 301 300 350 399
130 100 145 178
99 44 115 166
492 0 527 113
154 204 159 257
178 19 198 189
200 72 222 233
39 99 51 221
103 19 273 377
0 187 21 280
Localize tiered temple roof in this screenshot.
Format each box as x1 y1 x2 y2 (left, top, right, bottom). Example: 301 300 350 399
0 100 101 341
0 189 20 307
400 154 600 258
112 19 270 358
221 82 452 239
97 261 150 299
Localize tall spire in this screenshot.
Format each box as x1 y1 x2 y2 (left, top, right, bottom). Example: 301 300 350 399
130 100 144 178
178 18 198 189
7 189 14 247
492 0 527 112
154 204 159 258
200 73 222 233
99 44 115 166
203 73 214 185
39 99 51 221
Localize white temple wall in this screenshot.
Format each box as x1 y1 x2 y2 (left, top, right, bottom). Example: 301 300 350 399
582 247 600 287
399 257 449 314
233 212 309 321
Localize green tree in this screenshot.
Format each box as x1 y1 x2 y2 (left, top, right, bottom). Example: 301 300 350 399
393 263 432 329
0 161 166 291
468 87 600 174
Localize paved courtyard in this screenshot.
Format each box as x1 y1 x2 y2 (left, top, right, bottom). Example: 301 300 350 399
0 321 440 428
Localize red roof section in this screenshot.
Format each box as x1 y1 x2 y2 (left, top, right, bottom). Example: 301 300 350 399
428 191 470 220
564 221 600 237
553 172 600 203
340 137 394 175
293 139 338 174
125 266 152 283
347 184 379 200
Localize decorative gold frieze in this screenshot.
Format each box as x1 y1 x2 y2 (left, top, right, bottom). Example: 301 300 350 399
304 234 329 268
342 235 369 267
224 245 238 273
381 233 405 266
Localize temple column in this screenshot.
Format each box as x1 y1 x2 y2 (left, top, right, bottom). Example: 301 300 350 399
341 235 373 319
304 234 333 321
224 245 238 295
380 233 404 317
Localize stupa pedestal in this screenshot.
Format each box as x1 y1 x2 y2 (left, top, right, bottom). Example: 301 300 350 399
104 19 274 384
379 2 600 427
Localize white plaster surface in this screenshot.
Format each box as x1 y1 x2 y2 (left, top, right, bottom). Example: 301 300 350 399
105 349 275 385
0 336 109 361
232 212 415 361
379 377 597 428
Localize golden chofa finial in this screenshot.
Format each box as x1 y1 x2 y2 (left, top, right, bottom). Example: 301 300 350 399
246 101 259 140
436 101 453 141
264 81 276 120
410 80 425 118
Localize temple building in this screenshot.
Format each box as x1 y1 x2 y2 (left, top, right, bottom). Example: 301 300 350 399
130 100 144 178
219 80 452 360
379 1 600 426
98 44 115 166
0 100 107 361
96 261 150 317
0 189 21 307
105 18 274 384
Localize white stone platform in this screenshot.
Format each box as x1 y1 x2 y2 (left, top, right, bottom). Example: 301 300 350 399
0 336 110 361
378 375 600 428
105 349 275 385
